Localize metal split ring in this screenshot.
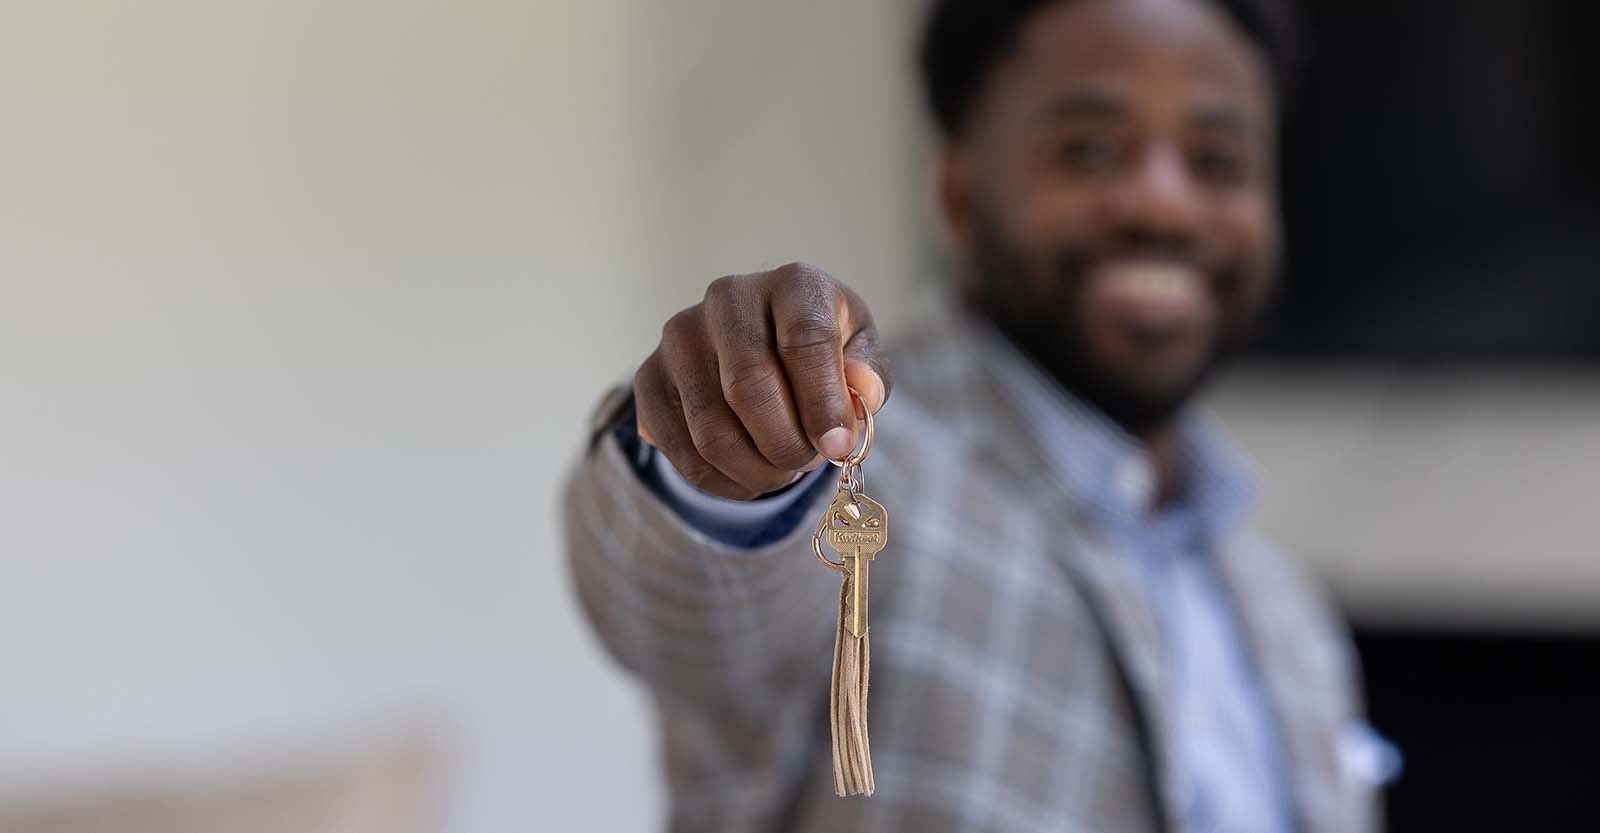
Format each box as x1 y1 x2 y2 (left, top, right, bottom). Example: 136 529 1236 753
814 386 874 574
832 387 874 469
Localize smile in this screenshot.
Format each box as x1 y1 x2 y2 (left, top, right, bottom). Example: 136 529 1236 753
1085 260 1213 329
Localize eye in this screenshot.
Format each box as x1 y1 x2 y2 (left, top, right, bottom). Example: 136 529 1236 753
1189 146 1247 185
1058 134 1123 172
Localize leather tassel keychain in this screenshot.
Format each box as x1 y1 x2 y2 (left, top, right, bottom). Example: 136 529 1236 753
812 389 888 797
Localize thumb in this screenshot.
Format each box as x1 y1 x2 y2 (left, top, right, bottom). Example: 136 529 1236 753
842 329 892 416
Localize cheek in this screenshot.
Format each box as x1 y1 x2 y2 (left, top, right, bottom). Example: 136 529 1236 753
987 143 1096 250
1008 181 1102 266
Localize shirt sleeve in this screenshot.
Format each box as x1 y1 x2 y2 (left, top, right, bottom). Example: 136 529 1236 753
614 418 832 548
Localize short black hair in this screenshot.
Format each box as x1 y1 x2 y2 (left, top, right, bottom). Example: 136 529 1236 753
917 0 1300 138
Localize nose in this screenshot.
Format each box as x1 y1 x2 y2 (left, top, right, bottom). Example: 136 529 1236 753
1103 144 1205 246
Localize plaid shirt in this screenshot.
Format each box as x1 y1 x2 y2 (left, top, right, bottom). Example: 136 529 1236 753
564 298 1378 833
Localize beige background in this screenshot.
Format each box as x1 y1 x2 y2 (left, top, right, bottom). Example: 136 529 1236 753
0 1 920 830
1 1 1594 830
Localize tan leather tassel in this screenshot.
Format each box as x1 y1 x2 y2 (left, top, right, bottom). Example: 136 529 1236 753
812 388 886 798
829 573 874 796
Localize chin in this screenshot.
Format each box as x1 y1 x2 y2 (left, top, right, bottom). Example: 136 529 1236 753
1070 345 1220 435
1126 357 1211 401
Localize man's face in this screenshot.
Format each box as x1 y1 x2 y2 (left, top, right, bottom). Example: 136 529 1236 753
946 0 1279 434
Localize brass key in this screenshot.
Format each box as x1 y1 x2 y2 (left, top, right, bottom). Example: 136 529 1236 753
824 490 887 637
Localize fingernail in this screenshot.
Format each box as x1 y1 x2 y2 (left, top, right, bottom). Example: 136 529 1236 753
819 426 852 460
785 471 805 486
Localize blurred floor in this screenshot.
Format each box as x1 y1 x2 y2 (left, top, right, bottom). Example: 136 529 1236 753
0 734 436 833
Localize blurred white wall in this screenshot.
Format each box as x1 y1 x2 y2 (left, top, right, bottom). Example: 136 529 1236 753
0 1 919 830
1211 366 1600 630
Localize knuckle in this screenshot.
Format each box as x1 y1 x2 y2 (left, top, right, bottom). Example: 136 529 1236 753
722 357 784 412
646 426 678 458
633 354 677 413
645 420 684 457
675 453 755 500
712 307 768 354
660 307 702 348
704 279 773 365
777 262 847 311
703 273 745 303
689 420 744 462
777 319 843 378
676 374 718 422
777 313 842 355
773 260 831 288
769 434 817 470
674 457 719 490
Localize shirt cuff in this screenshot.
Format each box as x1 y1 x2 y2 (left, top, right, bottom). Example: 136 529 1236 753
612 418 831 548
652 448 824 522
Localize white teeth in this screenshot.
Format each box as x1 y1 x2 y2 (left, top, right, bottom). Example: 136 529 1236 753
1102 263 1202 303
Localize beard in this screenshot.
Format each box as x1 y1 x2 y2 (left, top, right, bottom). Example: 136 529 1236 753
963 211 1256 438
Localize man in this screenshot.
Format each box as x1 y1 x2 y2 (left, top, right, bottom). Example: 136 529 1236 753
565 0 1384 830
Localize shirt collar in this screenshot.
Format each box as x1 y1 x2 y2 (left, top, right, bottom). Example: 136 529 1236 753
968 311 1258 539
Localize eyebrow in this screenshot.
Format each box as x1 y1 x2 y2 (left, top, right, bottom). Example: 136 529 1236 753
1036 89 1128 123
1190 105 1255 138
1037 89 1260 139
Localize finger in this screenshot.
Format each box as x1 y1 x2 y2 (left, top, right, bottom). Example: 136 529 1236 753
636 398 657 448
769 263 855 461
703 276 823 473
633 352 667 449
839 287 892 415
675 358 801 495
634 350 757 500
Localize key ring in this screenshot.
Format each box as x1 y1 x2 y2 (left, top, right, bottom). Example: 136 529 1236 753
813 511 849 573
832 387 872 494
832 387 874 469
815 387 874 573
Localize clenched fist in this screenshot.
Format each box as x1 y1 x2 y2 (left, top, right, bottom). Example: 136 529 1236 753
634 262 892 500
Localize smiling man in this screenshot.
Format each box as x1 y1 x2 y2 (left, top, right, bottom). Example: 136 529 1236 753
564 1 1383 831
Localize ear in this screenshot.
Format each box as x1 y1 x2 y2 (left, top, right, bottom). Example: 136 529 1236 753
936 145 975 252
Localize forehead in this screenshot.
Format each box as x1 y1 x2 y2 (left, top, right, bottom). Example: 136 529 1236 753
984 0 1272 131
